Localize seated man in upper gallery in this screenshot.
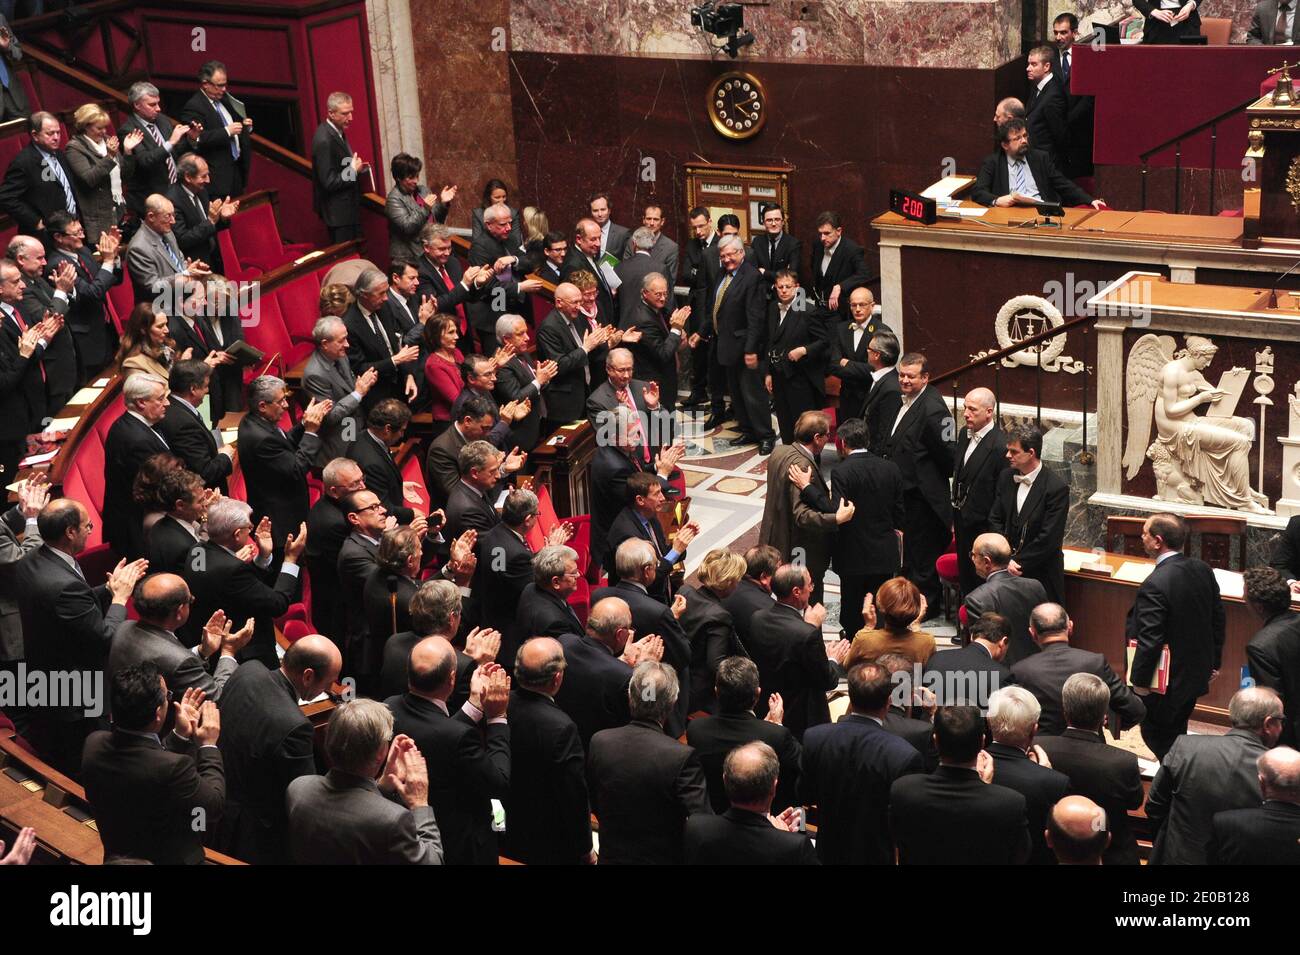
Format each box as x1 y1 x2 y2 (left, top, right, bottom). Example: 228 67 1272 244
970 118 1105 211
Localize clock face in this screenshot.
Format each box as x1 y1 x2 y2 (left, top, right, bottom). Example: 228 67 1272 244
707 72 767 140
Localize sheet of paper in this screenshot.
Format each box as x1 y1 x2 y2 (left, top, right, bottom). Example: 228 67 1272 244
19 450 57 466
297 692 329 705
1062 548 1095 573
920 175 974 200
1213 567 1245 600
68 386 103 405
94 378 111 387
220 429 239 446
938 207 988 218
494 490 509 508
45 417 79 431
1113 561 1154 584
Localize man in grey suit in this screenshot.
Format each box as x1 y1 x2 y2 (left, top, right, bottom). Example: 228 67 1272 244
1248 0 1300 43
108 573 252 706
1146 687 1285 866
638 203 679 281
285 698 444 864
127 193 210 304
963 533 1048 665
303 316 379 464
614 228 662 325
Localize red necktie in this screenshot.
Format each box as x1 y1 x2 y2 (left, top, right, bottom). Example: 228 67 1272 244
9 309 45 381
439 266 468 336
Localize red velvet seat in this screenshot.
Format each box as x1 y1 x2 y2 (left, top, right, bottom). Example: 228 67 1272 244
283 619 311 644
108 265 135 321
399 453 430 515
275 274 326 345
228 202 313 272
217 229 258 282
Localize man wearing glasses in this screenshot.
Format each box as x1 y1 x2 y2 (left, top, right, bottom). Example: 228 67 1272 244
181 60 252 201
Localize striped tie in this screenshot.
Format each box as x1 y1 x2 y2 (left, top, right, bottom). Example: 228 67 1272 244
1012 159 1027 196
42 153 78 215
142 121 178 184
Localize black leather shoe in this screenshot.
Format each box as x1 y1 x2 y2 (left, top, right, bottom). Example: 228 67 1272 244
682 394 709 409
758 438 775 455
703 415 724 430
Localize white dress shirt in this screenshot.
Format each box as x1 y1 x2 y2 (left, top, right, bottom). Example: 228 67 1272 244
963 419 995 466
1014 461 1043 513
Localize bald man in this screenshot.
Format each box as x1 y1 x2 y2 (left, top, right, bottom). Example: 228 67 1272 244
128 193 209 303
386 635 511 865
537 280 609 431
1209 747 1300 865
503 637 596 864
214 634 342 864
1046 795 1109 864
993 97 1025 130
964 532 1047 664
953 387 1009 597
623 271 688 418
108 572 251 704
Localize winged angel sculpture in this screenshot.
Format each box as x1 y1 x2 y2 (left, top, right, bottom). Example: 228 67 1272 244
1123 334 1269 513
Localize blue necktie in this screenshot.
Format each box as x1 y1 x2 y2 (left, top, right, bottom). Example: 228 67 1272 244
213 98 239 161
1012 160 1027 195
0 54 9 90
163 237 183 272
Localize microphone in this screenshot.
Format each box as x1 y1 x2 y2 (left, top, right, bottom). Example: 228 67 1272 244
1267 253 1300 308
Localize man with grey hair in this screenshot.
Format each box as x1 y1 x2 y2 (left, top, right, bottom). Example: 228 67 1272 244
624 270 689 418
505 637 596 864
9 233 76 411
475 488 570 645
127 194 209 304
508 544 586 675
286 699 443 864
587 660 711 864
536 280 609 434
964 531 1048 665
614 226 661 325
305 457 366 641
953 386 1008 597
494 312 556 451
467 203 544 351
708 232 773 451
168 153 237 274
446 438 510 540
311 91 365 243
343 267 420 410
104 372 171 558
1147 686 1286 865
237 375 330 556
303 316 379 463
685 741 818 864
1037 672 1144 865
181 59 253 200
120 80 199 217
1209 746 1300 864
985 685 1069 865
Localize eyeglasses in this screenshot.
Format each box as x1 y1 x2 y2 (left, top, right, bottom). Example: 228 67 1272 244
357 502 386 514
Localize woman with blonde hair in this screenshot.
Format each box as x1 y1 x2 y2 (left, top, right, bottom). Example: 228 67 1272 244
65 102 141 243
677 548 748 714
318 283 354 318
846 576 937 667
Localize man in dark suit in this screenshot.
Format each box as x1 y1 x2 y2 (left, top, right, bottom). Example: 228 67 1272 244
502 637 595 865
1024 46 1069 168
1147 687 1284 865
800 661 926 864
1013 603 1146 737
0 259 55 481
1249 0 1300 43
512 544 589 666
587 661 711 864
386 635 511 866
120 81 199 218
0 112 81 238
953 387 1009 597
685 656 802 814
988 424 1069 605
469 207 544 351
311 91 364 243
590 408 681 576
722 544 779 650
104 372 173 559
474 489 541 644
708 235 773 451
302 317 378 465
1050 15 1095 179
882 352 955 612
765 270 826 444
747 565 849 740
335 490 387 664
186 498 305 668
1208 747 1300 865
158 360 233 493
536 282 607 432
215 636 340 865
303 458 364 644
427 396 504 506
964 533 1049 665
45 211 123 382
614 228 663 325
416 222 486 347
875 652 940 769
923 611 1013 709
494 314 557 452
831 417 904 638
446 439 511 542
168 155 235 275
552 593 638 748
11 233 76 414
829 287 884 426
621 273 687 419
344 269 421 411
1244 568 1300 746
346 398 419 526
82 663 225 865
585 348 666 446
684 740 818 865
17 499 146 774
1037 672 1148 865
180 60 252 201
681 206 720 409
986 685 1070 865
561 218 616 328
1126 512 1226 760
971 118 1101 209
601 472 696 599
890 705 1031 865
636 204 678 279
536 230 567 285
809 210 871 320
1269 516 1300 589
751 204 802 291
146 469 209 577
238 375 327 554
589 192 631 261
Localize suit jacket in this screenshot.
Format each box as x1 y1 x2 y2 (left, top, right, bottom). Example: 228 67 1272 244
425 423 469 509
587 719 711 865
16 272 75 406
1025 77 1069 166
82 728 224 865
49 244 122 372
953 426 1009 539
614 251 663 325
593 579 691 736
585 377 651 425
337 531 379 647
1050 46 1095 177
766 297 826 394
1248 0 1300 43
721 577 776 651
890 765 1031 865
185 542 299 665
472 232 535 332
446 480 500 541
158 396 231 493
126 223 186 302
643 233 679 284
364 570 417 648
536 307 600 424
1147 729 1267 865
474 523 533 649
683 232 721 324
1269 514 1300 581
602 506 672 597
0 142 79 235
622 299 682 406
347 430 414 525
987 464 1069 604
180 89 252 200
602 221 631 261
493 354 546 451
1011 641 1146 736
708 261 766 367
286 768 443 864
387 692 510 866
108 619 237 704
987 741 1070 865
970 148 1093 208
686 711 802 814
1209 801 1300 865
882 705 939 771
415 253 476 332
800 713 926 864
832 450 904 577
343 301 413 410
0 305 49 439
829 323 881 433
882 385 955 525
751 232 803 288
104 411 171 558
1126 552 1225 707
385 184 449 262
213 661 317 864
310 120 360 228
302 349 364 464
758 442 838 579
471 204 523 248
590 444 668 572
685 807 820 865
167 181 224 272
1037 727 1144 865
0 506 41 662
677 584 748 715
923 642 1013 708
237 413 320 547
305 496 349 642
810 236 871 317
963 569 1049 666
146 514 201 577
554 630 632 749
64 135 124 244
119 112 195 217
502 687 593 864
748 601 843 740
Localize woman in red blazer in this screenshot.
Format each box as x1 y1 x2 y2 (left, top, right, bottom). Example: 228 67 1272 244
423 315 463 438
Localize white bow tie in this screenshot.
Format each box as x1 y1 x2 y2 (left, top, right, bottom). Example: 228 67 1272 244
1013 473 1034 486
